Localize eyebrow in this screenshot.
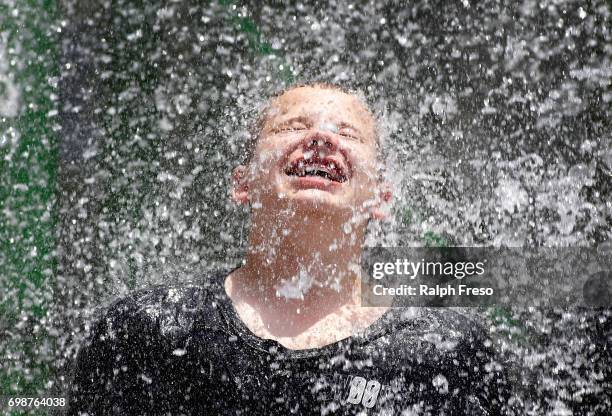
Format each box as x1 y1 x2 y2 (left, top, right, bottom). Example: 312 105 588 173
269 116 312 129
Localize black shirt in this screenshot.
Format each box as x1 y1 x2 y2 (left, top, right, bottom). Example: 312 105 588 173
67 269 512 415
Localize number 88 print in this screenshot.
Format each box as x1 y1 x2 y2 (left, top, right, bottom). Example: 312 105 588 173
345 376 382 409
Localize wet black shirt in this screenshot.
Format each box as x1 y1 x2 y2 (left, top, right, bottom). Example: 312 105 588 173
67 269 511 415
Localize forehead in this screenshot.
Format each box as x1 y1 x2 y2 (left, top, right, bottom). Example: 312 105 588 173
266 87 377 139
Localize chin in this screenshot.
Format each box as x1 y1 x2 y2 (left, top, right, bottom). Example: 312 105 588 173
284 190 354 218
256 177 357 218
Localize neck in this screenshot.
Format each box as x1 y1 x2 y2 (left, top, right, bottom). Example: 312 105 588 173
233 205 367 316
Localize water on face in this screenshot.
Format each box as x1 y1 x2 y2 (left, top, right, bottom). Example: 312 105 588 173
1 0 610 413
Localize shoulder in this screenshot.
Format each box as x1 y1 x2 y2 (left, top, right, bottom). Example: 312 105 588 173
67 271 234 414
402 308 511 410
86 271 230 348
423 308 490 347
377 308 506 412
389 307 488 341
379 307 493 365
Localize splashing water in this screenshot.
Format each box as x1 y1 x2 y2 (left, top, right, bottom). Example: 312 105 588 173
1 0 610 413
276 267 316 300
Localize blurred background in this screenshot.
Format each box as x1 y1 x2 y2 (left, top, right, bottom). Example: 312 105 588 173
1 0 610 414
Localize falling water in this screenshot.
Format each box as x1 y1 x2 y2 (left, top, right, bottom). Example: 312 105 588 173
1 0 610 414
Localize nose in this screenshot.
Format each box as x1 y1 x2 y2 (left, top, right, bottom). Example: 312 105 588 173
302 130 338 156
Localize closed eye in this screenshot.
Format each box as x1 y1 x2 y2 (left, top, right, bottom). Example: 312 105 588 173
280 126 306 132
273 123 308 134
338 130 362 141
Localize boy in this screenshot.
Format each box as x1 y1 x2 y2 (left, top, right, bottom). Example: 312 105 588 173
67 83 510 415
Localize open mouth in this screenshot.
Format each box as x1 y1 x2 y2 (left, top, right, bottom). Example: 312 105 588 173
284 157 348 183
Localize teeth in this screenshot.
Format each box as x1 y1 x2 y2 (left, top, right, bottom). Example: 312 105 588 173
285 159 346 182
302 167 332 179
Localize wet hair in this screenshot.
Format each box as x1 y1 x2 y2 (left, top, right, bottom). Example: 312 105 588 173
242 81 381 165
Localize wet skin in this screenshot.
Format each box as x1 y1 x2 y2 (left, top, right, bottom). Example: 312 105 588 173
228 86 392 350
245 86 382 218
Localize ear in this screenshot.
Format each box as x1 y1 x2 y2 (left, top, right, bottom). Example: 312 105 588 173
370 182 393 220
231 165 250 205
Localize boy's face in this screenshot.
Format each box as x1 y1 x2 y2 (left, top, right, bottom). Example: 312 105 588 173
236 86 385 220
